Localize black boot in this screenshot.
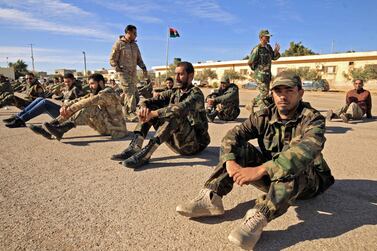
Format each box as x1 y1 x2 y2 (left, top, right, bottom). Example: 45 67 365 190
3 115 17 123
44 121 75 140
111 134 144 161
29 124 52 140
122 139 159 169
5 118 26 128
206 109 218 123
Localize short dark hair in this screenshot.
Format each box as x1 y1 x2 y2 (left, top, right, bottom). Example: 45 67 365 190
177 61 194 74
26 72 34 77
89 73 105 83
125 24 137 33
354 78 364 84
165 77 174 82
63 73 75 80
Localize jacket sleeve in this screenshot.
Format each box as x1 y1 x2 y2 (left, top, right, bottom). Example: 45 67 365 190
271 44 281 60
68 91 114 113
366 91 372 118
156 88 203 119
136 45 147 72
214 86 238 104
141 89 172 109
248 46 259 71
264 113 326 181
109 41 120 70
219 113 260 163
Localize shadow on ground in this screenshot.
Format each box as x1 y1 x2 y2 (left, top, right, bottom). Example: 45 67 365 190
255 179 377 250
326 126 353 134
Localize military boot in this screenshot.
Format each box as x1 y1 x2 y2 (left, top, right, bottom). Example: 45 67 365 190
5 117 26 128
126 112 139 122
3 115 17 123
206 109 218 123
176 188 224 218
44 121 75 141
228 209 267 250
29 124 52 140
340 113 351 123
326 109 334 121
122 139 159 169
111 134 144 161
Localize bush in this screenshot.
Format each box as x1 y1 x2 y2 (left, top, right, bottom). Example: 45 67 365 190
212 82 219 88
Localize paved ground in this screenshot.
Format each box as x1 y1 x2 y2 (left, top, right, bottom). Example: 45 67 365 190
0 89 376 250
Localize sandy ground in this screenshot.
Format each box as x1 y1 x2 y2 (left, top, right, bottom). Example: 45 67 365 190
0 89 376 251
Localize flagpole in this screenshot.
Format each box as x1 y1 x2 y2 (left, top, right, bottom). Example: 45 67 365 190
165 27 170 74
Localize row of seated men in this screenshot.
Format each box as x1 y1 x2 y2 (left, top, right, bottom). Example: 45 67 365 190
0 61 373 250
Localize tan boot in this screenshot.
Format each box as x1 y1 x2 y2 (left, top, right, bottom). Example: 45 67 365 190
176 188 224 218
228 209 267 250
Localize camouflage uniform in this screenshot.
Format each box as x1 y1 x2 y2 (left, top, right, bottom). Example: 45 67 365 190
12 79 45 109
205 101 334 221
59 87 128 139
206 83 240 121
248 32 280 108
109 36 147 116
135 85 210 155
0 78 15 107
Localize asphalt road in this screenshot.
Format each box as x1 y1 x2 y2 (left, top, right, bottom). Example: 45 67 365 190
0 89 376 250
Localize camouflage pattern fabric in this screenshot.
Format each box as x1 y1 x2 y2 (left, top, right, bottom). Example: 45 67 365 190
206 83 240 121
334 102 364 120
134 84 210 154
204 101 334 221
248 44 280 108
0 80 14 107
59 87 128 139
109 36 147 115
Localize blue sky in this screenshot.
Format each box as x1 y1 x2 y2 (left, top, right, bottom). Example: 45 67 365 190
0 0 376 74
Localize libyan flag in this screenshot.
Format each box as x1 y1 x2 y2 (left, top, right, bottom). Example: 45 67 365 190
169 27 180 38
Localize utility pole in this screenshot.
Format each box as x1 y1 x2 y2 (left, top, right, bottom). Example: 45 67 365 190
6 57 9 66
331 40 335 54
29 44 35 72
82 51 87 76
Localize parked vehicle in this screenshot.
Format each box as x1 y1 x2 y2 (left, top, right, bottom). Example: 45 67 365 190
302 79 330 91
242 82 258 90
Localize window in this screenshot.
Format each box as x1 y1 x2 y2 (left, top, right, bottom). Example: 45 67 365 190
324 66 336 74
277 67 287 74
349 62 354 66
240 69 248 75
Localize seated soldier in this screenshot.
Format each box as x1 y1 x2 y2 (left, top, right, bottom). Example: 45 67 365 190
0 74 14 108
153 77 175 98
176 72 334 250
32 73 128 140
327 79 372 123
206 76 240 122
11 72 45 109
111 61 210 169
4 73 84 128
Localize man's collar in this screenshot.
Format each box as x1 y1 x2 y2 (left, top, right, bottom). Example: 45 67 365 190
269 102 304 125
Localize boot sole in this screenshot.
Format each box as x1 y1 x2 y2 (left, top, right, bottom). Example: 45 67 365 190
176 208 224 218
228 234 252 250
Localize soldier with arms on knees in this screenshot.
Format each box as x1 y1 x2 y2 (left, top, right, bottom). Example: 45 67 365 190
33 73 128 140
176 72 334 250
110 24 148 122
111 61 210 169
248 29 280 110
327 78 373 123
206 76 240 122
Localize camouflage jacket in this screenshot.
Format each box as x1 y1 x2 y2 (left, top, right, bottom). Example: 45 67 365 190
22 80 45 101
220 101 333 186
109 36 147 80
248 43 280 77
62 81 85 104
141 84 209 135
210 83 239 108
67 87 127 137
0 80 14 100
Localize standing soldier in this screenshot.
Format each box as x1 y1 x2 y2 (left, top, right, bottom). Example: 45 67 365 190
248 29 280 109
110 24 148 122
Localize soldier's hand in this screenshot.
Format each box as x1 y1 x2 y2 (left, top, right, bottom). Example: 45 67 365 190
207 98 215 106
60 106 68 117
226 160 242 177
232 165 267 186
274 43 280 53
138 107 149 123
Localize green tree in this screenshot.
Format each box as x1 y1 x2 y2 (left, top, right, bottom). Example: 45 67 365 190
343 65 377 81
8 59 28 79
282 42 317 57
194 68 218 82
282 68 321 81
223 69 247 82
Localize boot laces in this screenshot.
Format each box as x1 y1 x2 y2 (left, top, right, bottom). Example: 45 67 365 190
243 212 266 231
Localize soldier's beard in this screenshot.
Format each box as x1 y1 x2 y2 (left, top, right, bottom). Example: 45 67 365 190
91 86 102 95
176 81 188 90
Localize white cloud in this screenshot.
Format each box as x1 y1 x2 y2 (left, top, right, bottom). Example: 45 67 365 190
177 0 236 23
0 8 115 40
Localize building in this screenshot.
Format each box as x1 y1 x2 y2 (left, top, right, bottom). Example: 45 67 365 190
0 67 15 80
152 51 377 90
54 69 76 76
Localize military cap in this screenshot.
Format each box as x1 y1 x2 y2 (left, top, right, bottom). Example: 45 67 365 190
259 29 272 38
220 76 230 84
270 72 302 90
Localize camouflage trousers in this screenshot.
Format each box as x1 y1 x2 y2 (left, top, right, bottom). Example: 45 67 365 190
205 142 322 221
134 116 210 155
335 102 364 120
253 72 272 109
59 106 128 139
0 94 16 108
213 104 240 121
117 72 138 115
